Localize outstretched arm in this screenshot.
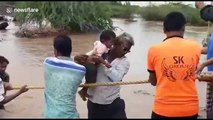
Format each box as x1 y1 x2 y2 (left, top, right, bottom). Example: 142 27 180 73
196 58 213 74
0 85 29 106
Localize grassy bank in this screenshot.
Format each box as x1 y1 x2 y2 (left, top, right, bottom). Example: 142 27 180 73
140 3 207 26
108 4 141 18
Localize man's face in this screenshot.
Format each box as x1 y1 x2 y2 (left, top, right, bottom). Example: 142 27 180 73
0 62 8 73
112 40 132 58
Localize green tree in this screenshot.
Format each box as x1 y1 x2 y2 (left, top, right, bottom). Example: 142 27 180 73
15 2 113 33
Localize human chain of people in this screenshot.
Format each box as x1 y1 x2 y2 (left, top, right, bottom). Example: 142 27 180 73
0 1 212 119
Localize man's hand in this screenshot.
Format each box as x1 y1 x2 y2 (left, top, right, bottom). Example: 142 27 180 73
78 89 92 101
195 64 205 75
104 62 112 68
19 85 29 93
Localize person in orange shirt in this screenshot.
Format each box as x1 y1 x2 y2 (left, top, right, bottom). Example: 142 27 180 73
147 11 202 119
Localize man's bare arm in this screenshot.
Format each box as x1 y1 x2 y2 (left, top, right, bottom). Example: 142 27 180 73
148 72 157 86
201 47 208 54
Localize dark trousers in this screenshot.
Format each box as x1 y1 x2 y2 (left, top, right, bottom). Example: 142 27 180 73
87 98 127 119
151 111 198 119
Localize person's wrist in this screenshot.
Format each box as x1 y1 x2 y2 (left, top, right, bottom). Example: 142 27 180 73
203 62 209 67
16 91 22 95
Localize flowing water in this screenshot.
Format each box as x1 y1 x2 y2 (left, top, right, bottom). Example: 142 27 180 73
0 18 209 118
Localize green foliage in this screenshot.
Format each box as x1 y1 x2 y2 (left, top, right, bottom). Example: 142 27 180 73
15 2 113 33
108 3 141 18
140 3 207 26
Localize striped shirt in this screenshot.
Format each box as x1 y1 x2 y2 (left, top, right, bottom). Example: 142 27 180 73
44 56 86 118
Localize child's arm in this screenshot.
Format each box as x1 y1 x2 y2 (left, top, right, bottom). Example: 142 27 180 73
89 55 111 68
99 58 111 68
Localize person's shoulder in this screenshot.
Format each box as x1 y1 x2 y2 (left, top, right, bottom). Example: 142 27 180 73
122 56 129 61
117 56 130 67
44 57 86 73
4 72 9 77
120 56 130 64
149 43 163 50
184 39 202 46
184 38 198 42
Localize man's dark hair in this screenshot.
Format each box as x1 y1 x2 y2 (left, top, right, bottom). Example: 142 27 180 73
200 5 213 22
99 30 116 43
0 56 9 64
53 34 72 57
163 11 186 32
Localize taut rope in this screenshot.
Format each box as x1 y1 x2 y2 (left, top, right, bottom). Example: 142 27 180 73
12 80 150 90
11 72 213 90
79 80 150 87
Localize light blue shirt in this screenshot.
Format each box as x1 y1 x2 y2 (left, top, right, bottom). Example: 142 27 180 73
87 56 130 104
44 56 86 118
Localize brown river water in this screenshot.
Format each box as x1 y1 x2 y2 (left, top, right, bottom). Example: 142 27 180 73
0 18 209 118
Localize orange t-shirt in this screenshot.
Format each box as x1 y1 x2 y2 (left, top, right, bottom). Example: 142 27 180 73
147 37 202 117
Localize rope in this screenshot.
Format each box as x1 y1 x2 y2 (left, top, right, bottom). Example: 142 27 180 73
13 86 44 90
12 80 150 90
11 71 213 90
79 80 150 87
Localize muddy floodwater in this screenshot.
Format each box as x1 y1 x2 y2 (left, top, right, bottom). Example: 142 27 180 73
0 18 209 118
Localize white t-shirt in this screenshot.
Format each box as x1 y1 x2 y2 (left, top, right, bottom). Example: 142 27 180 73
86 41 109 56
0 78 5 102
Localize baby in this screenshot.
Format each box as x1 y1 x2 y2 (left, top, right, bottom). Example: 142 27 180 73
75 30 116 101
